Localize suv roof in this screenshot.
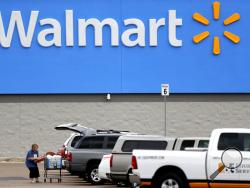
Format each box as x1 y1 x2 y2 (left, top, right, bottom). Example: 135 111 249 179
83 133 123 137
112 135 176 153
118 134 176 141
96 130 130 134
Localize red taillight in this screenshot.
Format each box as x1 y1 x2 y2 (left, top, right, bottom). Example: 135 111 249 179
64 149 68 158
60 149 64 157
110 155 113 168
132 155 138 169
67 152 72 162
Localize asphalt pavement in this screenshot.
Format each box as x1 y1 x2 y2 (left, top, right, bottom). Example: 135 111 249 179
0 163 121 188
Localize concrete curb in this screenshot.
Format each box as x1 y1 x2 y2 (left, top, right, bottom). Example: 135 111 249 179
0 157 25 163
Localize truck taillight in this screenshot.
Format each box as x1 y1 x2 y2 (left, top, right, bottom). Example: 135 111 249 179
132 155 138 169
110 154 113 168
67 152 72 162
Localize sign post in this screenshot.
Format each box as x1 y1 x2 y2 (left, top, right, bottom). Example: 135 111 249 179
161 84 169 137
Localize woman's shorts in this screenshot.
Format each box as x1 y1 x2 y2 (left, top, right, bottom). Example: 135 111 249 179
28 167 40 178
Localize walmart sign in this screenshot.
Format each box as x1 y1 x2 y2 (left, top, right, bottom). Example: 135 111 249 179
0 10 182 48
0 0 249 94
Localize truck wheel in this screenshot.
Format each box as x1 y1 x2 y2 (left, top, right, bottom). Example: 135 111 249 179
155 172 188 188
87 164 104 185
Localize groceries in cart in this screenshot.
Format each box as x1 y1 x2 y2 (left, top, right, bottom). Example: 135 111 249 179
44 151 63 183
44 152 62 169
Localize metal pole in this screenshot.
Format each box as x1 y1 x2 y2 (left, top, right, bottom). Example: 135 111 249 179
164 95 167 137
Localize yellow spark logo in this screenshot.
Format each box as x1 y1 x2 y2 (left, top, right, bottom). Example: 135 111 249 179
193 1 240 55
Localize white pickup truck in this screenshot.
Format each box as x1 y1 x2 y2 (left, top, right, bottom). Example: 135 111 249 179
130 128 250 188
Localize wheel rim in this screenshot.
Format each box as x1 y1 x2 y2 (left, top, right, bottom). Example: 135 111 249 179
161 178 179 188
90 168 101 182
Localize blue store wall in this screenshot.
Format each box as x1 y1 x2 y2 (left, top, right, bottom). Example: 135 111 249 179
0 0 249 94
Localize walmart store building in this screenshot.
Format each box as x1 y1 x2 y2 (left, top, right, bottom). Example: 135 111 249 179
1 0 250 158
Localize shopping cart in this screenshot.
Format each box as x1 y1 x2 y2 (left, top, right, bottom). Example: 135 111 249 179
43 156 62 183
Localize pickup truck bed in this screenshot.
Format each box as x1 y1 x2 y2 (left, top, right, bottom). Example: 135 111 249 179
132 150 207 187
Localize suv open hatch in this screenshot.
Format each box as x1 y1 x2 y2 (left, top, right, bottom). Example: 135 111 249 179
55 123 97 135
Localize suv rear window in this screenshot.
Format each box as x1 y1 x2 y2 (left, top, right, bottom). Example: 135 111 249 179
180 140 195 150
78 136 105 149
71 136 82 147
218 133 250 151
121 140 168 152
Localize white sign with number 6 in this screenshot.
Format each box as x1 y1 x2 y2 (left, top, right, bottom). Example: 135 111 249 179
161 84 169 96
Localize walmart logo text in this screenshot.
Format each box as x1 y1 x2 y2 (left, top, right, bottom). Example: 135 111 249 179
0 10 182 48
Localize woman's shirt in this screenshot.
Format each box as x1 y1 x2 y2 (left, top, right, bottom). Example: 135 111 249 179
25 150 39 168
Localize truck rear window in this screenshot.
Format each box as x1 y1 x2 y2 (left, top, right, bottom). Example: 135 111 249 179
121 140 168 152
218 133 250 151
180 140 195 150
198 140 209 148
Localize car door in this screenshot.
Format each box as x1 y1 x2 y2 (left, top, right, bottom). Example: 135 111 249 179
74 136 106 170
207 133 240 186
239 133 250 182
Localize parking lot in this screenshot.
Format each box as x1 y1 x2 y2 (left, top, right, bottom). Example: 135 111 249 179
0 163 124 188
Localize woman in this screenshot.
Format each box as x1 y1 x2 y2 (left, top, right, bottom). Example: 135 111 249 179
25 144 44 183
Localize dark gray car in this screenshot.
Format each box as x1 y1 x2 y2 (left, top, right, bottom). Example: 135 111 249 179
63 127 128 184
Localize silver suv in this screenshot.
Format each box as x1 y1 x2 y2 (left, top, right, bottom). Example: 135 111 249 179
110 135 176 185
110 135 209 185
58 124 129 185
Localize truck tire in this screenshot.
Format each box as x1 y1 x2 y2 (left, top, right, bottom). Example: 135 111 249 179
87 164 104 185
154 172 188 188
